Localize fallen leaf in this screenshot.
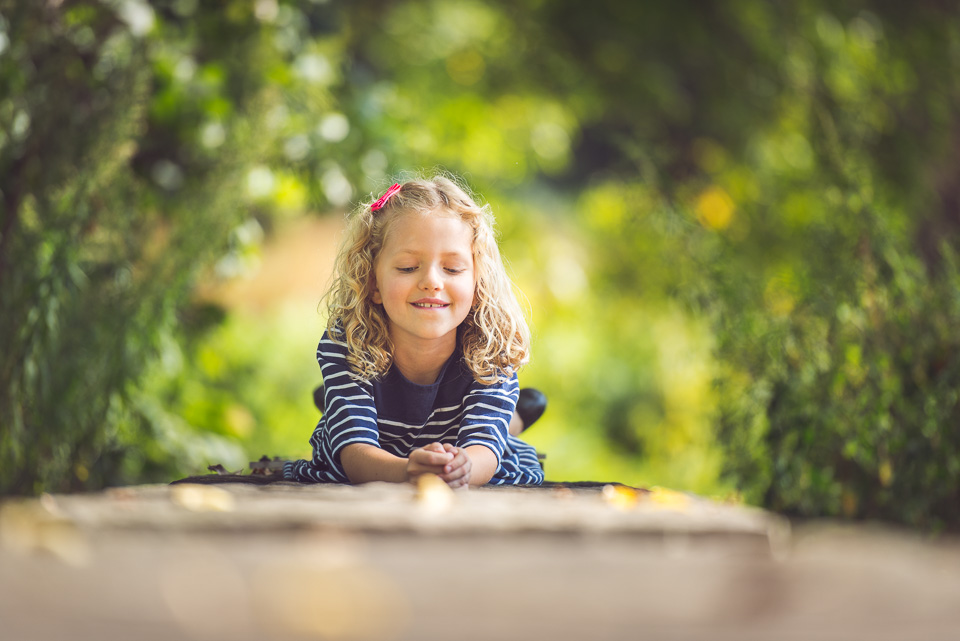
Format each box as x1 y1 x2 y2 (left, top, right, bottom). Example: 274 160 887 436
249 456 286 476
647 486 691 510
415 474 454 514
602 484 640 510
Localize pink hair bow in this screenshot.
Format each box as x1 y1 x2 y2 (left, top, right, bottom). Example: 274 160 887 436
371 183 401 211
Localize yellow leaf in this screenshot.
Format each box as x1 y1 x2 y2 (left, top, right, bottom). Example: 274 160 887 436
647 486 691 510
416 474 454 514
602 484 639 511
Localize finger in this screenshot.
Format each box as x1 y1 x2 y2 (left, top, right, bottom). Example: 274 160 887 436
448 476 470 490
444 472 468 488
442 449 470 474
411 448 454 466
441 444 460 465
442 454 460 475
424 442 446 454
407 462 447 478
440 462 468 483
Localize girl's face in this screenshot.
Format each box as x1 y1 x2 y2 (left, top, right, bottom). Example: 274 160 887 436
371 210 476 353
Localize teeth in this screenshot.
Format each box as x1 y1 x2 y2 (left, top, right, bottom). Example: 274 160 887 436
414 303 446 308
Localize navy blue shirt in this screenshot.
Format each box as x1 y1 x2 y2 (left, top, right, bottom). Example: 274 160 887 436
285 331 544 485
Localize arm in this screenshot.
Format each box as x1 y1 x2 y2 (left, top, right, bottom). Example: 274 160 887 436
463 445 498 485
339 443 407 483
340 442 456 484
307 332 381 482
450 374 520 485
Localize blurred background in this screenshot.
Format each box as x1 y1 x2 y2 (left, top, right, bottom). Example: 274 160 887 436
2 0 959 531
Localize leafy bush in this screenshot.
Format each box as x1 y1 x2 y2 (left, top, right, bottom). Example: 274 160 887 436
6 0 960 534
0 1 332 494
713 227 960 530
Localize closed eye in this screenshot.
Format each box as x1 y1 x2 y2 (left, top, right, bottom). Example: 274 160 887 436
445 267 466 274
396 267 417 273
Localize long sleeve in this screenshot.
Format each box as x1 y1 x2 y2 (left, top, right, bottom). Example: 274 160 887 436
315 334 379 462
284 331 379 483
456 373 543 485
285 333 543 486
456 374 518 468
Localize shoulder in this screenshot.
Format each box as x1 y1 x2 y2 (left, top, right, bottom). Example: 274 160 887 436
316 327 354 370
466 371 519 405
469 368 519 391
316 325 378 388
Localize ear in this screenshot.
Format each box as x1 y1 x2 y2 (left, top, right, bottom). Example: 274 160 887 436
370 275 382 304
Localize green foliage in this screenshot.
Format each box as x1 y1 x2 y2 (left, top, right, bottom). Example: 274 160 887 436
0 1 336 493
5 0 960 531
139 304 323 469
689 7 960 529
326 0 960 526
717 240 960 529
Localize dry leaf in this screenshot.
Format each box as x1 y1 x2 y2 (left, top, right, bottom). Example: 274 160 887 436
249 455 286 476
415 474 454 514
602 484 640 510
647 486 691 510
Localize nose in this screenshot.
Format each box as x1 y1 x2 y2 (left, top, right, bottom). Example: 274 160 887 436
419 265 443 291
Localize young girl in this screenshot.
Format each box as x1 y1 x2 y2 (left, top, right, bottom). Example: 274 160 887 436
284 175 545 487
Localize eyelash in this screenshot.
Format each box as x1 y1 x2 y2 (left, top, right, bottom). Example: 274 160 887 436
396 267 465 274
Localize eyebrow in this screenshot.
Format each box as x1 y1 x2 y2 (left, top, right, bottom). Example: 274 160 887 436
393 249 471 258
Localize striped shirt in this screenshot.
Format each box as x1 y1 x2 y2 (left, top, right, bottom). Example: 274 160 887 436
284 331 544 486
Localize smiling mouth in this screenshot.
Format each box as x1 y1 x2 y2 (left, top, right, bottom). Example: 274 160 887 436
412 303 449 308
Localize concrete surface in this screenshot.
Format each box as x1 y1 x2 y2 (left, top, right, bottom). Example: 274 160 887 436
1 481 958 640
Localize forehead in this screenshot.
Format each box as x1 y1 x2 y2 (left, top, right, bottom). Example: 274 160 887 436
381 210 473 254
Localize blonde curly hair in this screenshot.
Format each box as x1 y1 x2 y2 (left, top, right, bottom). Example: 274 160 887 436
323 174 530 384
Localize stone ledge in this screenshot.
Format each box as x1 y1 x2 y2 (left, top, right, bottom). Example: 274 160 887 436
3 483 960 641
2 480 790 554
